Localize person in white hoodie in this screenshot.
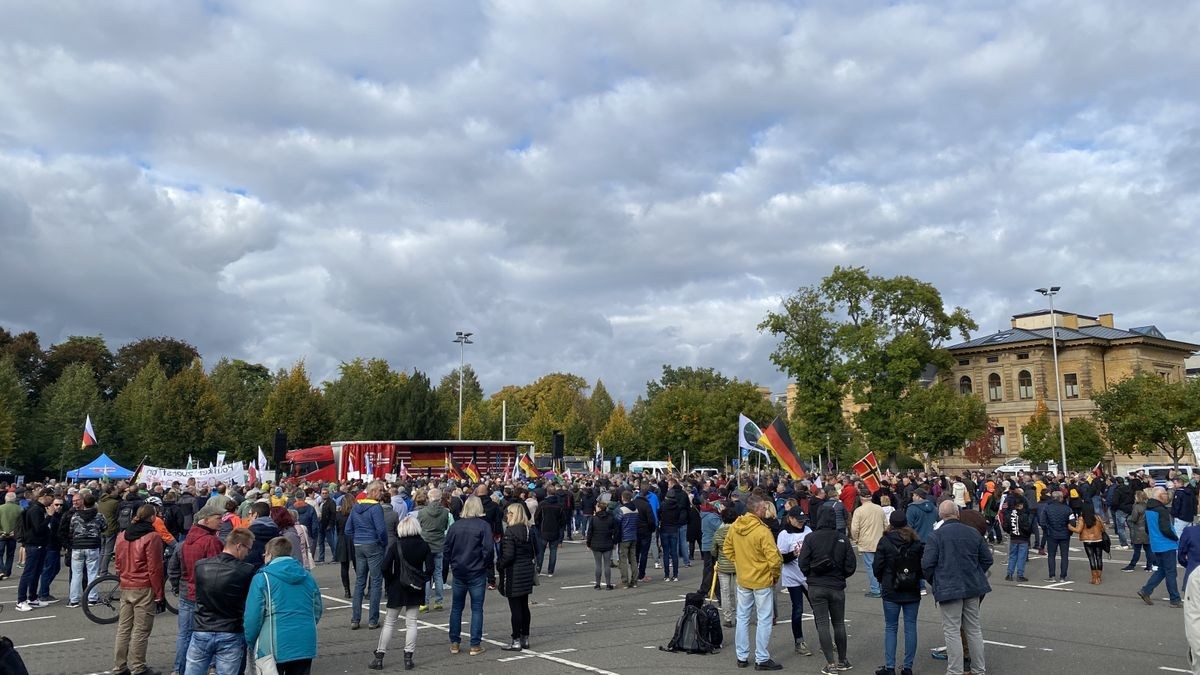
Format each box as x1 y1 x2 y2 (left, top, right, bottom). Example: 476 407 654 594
777 506 814 657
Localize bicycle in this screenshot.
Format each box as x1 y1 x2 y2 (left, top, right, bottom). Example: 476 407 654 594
81 544 180 625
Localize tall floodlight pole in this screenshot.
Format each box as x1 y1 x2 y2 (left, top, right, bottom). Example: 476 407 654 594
453 331 474 440
1035 287 1068 476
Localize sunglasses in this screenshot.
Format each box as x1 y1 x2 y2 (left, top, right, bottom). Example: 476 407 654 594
52 502 63 507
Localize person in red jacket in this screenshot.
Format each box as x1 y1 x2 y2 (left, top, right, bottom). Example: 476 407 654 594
839 482 858 519
113 504 165 675
172 502 225 675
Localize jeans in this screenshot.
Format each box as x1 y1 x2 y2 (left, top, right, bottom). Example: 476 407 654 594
1046 538 1069 578
449 572 486 646
0 537 15 577
717 572 736 625
592 550 612 585
660 529 679 578
537 536 561 575
1141 549 1181 603
376 606 419 654
1130 543 1150 568
939 596 985 675
734 585 773 664
1031 509 1043 549
1176 518 1190 539
424 551 444 605
618 541 636 585
1114 510 1129 547
184 630 244 675
317 525 336 562
101 533 116 574
18 545 45 603
786 585 806 640
809 585 848 665
1006 541 1029 578
38 547 61 598
70 548 101 604
352 541 384 625
863 551 881 594
883 599 919 669
174 597 196 674
573 510 586 537
636 536 652 579
678 525 690 565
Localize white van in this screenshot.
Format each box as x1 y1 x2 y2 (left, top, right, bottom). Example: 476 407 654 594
1134 465 1198 488
691 467 720 479
628 460 673 477
994 461 1058 476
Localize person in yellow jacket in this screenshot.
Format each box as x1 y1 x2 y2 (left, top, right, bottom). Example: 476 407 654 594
722 494 784 670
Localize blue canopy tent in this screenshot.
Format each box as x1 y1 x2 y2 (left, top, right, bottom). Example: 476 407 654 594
67 453 134 481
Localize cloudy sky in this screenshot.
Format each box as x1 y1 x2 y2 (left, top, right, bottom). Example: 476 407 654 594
2 1 1198 405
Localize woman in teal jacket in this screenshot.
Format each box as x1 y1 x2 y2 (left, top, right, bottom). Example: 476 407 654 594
245 536 324 673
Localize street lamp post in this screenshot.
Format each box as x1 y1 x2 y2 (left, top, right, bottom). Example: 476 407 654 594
1035 287 1068 476
453 331 474 440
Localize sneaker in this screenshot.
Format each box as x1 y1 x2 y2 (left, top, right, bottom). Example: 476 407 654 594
450 643 460 654
25 599 41 608
14 601 32 612
547 574 554 578
1171 601 1184 608
469 645 486 656
350 621 361 630
874 668 895 675
419 605 428 613
1138 590 1154 605
795 640 813 656
737 660 749 668
1120 566 1135 572
755 660 783 671
433 602 443 611
1004 574 1012 581
38 596 58 604
822 665 841 675
919 589 927 596
1017 576 1029 582
654 562 662 569
1045 576 1057 583
66 601 80 608
864 591 882 598
672 577 679 582
900 669 913 675
837 660 853 671
930 648 948 660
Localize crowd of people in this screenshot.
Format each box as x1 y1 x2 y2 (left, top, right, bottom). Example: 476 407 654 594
1 462 1198 675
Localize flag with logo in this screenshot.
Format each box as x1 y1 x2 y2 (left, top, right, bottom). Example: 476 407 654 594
738 414 769 459
81 414 99 449
852 451 882 494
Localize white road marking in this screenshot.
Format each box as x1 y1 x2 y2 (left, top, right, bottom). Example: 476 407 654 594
544 648 578 654
1046 580 1075 588
560 584 597 589
1158 668 1189 673
15 637 85 649
650 598 684 604
984 640 1027 649
0 615 56 624
415 619 618 675
499 654 535 662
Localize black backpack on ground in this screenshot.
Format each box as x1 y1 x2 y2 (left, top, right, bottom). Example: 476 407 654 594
661 593 717 655
701 600 723 648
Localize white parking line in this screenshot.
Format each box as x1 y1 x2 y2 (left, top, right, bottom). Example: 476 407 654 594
560 584 597 589
16 637 85 649
414 619 618 675
650 598 684 604
0 615 56 624
984 639 1027 649
1158 667 1189 673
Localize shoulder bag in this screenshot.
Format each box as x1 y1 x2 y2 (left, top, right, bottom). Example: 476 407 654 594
255 573 279 675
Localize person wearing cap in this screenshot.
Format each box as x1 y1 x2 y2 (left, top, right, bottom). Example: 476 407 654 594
173 501 226 675
15 489 55 612
872 509 926 675
777 505 813 657
850 489 886 599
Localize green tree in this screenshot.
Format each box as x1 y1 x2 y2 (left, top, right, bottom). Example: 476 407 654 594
491 386 531 441
895 382 989 462
36 362 108 476
113 361 168 462
1094 372 1200 470
364 370 445 440
324 358 405 440
1019 400 1057 465
210 358 273 460
1063 418 1107 470
435 366 484 438
0 357 28 466
0 328 43 398
586 379 615 439
460 398 503 440
512 373 591 454
762 267 976 466
597 404 640 463
149 361 228 467
262 362 331 449
107 336 200 395
38 335 115 397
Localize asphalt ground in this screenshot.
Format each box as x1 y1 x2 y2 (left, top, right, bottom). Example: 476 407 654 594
2 533 1193 674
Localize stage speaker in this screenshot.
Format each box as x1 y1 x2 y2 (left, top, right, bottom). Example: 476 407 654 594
273 428 288 465
552 430 564 459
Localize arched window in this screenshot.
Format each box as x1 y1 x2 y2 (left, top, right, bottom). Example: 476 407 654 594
988 373 1002 402
1018 370 1033 399
959 376 973 395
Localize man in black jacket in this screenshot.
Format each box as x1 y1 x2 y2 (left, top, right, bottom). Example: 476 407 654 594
16 489 55 610
631 491 655 582
317 487 337 563
1111 477 1134 549
185 527 256 674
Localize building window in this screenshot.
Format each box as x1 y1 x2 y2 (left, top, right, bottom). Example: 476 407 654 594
1064 373 1079 399
1017 352 1029 360
988 373 1002 401
994 426 1007 454
959 376 973 395
1018 370 1033 400
987 356 999 363
958 359 970 366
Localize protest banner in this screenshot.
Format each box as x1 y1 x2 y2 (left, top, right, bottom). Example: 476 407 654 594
136 461 246 488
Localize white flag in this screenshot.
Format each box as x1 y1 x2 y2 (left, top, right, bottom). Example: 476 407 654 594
257 446 269 472
216 451 227 466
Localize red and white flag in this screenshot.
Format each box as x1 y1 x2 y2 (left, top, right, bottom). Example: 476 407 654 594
81 414 99 449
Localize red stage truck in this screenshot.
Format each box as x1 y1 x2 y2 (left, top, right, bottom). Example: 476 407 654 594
283 440 535 483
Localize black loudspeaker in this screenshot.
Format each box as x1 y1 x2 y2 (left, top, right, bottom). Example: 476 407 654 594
273 428 287 465
552 430 564 459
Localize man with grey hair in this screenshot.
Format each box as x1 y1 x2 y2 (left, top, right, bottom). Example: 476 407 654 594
922 500 991 675
417 487 449 612
1038 490 1074 582
1138 486 1182 607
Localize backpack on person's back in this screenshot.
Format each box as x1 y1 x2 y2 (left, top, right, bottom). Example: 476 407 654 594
891 541 924 592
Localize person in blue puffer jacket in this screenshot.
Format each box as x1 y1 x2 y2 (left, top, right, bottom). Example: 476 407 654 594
698 496 722 595
245 537 323 672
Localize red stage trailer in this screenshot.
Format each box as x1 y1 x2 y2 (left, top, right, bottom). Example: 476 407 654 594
284 440 536 483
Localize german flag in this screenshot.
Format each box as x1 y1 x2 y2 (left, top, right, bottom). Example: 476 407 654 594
464 460 481 483
446 453 465 480
518 451 540 479
759 416 807 480
411 448 447 469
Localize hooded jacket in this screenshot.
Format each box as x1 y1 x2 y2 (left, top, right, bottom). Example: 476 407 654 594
116 520 165 597
797 506 856 590
721 512 782 590
246 518 280 569
1172 485 1197 523
346 499 387 548
416 502 449 553
536 495 568 542
1147 498 1180 553
245 556 323 665
905 499 936 542
181 522 224 601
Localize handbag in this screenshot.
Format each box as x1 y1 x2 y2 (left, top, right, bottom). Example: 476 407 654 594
255 573 279 675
